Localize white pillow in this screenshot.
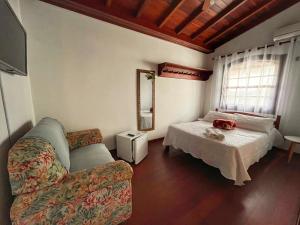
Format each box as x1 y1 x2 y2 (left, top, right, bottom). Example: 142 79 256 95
235 113 274 133
203 111 237 123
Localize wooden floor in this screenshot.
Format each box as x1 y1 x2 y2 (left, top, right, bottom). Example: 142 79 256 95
119 139 300 225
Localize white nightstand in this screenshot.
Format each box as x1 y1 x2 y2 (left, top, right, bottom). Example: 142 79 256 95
116 131 148 164
284 136 300 163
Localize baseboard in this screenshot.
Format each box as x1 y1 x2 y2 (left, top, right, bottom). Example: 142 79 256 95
278 147 300 154
109 137 164 152
276 141 300 154
148 137 164 143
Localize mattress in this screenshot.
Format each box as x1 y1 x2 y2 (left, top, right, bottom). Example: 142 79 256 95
163 120 282 185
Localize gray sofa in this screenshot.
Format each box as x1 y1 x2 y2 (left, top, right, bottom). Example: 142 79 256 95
24 117 115 171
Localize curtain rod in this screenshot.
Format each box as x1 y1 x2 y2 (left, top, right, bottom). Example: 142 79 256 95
212 39 294 60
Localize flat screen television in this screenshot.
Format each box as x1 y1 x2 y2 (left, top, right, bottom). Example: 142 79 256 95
0 0 27 76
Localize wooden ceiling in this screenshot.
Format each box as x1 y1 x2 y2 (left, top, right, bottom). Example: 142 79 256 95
40 0 300 53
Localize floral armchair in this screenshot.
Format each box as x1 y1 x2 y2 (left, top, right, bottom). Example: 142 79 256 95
8 118 133 225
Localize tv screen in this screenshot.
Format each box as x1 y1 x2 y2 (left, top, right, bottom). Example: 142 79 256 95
0 0 27 76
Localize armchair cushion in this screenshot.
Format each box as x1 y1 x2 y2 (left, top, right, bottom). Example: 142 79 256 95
11 161 133 225
8 137 68 195
70 143 114 172
67 129 103 150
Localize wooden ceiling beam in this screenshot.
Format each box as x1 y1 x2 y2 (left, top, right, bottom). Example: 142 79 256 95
39 0 212 53
191 0 247 40
204 0 276 45
202 0 212 11
176 1 204 35
158 0 185 28
39 0 297 53
210 0 300 48
105 0 112 7
136 0 150 18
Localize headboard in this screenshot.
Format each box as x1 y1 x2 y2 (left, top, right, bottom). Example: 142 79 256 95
215 109 281 129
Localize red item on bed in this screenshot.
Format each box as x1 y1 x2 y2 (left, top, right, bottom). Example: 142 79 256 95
213 119 236 130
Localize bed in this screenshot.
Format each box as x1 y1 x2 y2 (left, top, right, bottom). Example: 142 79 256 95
163 111 283 185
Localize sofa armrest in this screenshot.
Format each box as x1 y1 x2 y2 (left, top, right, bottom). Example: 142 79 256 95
66 128 103 150
11 160 133 225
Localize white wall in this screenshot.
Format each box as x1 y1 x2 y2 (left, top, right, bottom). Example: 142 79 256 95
0 83 11 225
0 0 35 224
205 2 300 153
20 0 210 150
0 0 35 143
0 74 35 142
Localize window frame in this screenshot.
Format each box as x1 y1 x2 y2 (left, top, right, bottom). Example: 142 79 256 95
218 54 286 115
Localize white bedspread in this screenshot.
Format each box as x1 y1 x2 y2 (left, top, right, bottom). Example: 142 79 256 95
163 120 282 185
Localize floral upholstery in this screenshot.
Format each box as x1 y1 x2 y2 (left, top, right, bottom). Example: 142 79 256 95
11 161 133 225
67 128 103 150
8 120 133 225
8 137 68 195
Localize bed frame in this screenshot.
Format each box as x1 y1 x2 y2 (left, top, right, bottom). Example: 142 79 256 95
215 109 281 129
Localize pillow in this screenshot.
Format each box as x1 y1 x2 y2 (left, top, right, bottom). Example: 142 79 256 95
8 137 68 195
213 119 236 130
203 111 237 123
24 117 70 171
235 114 274 133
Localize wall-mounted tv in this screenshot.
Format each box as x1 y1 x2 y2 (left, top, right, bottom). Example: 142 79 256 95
0 0 27 76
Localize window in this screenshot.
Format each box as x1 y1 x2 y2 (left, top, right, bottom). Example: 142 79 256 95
219 55 283 115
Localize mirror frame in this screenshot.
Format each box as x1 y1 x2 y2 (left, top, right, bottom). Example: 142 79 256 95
136 69 155 131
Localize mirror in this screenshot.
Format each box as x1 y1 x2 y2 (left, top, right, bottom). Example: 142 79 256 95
137 69 155 131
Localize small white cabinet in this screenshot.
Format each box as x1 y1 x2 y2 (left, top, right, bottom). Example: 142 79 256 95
116 131 148 164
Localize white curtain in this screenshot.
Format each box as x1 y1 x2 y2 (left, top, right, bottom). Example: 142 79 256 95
211 39 296 117
275 38 299 133
275 38 296 115
208 56 223 111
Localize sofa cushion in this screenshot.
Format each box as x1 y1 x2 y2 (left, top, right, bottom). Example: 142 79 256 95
24 117 70 171
70 143 114 172
8 137 68 195
67 129 103 150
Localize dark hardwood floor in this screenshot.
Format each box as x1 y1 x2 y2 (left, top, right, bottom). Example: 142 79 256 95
118 139 300 225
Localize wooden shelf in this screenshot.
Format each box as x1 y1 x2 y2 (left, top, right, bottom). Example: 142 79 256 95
158 62 212 81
